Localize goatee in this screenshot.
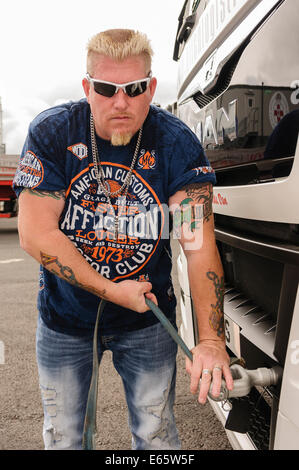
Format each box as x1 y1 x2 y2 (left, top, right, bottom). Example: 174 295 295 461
111 131 133 146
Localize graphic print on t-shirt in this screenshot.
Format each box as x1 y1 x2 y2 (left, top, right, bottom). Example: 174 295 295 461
67 143 88 160
137 150 156 170
61 161 164 281
13 150 44 188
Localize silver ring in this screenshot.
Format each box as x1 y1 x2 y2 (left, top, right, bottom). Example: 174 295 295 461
202 369 212 375
213 366 222 372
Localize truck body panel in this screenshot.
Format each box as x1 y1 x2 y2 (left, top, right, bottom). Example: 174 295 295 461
173 0 299 449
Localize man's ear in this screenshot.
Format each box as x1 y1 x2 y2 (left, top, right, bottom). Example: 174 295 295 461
149 77 157 101
82 78 91 103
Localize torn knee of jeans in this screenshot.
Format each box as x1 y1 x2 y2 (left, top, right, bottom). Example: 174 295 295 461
143 379 172 442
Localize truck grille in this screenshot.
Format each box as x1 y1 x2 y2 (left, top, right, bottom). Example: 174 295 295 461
228 386 272 450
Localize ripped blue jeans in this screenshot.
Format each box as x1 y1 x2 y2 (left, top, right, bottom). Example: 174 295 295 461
36 315 180 450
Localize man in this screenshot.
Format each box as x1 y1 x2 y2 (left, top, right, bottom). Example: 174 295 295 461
13 29 233 450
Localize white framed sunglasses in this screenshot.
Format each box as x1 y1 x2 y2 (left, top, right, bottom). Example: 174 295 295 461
86 72 152 98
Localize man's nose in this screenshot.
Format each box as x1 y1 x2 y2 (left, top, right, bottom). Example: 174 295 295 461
112 89 129 109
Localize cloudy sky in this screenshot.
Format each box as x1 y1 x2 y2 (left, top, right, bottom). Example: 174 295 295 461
0 0 184 154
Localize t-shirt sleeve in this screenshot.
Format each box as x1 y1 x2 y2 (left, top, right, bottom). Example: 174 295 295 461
13 113 67 197
167 127 216 197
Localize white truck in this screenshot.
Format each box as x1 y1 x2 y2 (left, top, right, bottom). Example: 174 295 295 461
173 0 299 450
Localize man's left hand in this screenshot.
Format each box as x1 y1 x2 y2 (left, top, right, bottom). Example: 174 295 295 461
185 339 234 404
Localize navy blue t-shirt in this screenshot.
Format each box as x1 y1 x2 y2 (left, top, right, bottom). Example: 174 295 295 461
13 99 216 335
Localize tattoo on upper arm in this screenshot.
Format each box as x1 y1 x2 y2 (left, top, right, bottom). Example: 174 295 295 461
172 183 213 241
40 251 107 299
23 188 66 201
180 183 213 223
206 270 225 339
172 197 203 238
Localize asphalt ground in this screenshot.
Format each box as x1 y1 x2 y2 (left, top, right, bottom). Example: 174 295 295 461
0 217 232 451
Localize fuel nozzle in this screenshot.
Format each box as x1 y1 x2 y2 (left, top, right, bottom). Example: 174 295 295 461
208 364 283 402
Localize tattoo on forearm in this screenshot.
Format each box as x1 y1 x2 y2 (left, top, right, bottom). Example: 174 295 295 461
206 270 225 339
40 251 107 298
180 183 213 222
23 188 66 201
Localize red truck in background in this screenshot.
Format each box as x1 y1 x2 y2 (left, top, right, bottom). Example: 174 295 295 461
0 96 19 218
0 155 18 218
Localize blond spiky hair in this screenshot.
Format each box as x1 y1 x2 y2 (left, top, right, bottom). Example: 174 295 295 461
86 29 153 75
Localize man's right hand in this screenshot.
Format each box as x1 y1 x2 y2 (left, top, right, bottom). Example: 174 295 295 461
110 280 158 313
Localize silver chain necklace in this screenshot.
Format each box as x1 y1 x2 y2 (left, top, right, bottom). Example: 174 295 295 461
90 113 143 239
